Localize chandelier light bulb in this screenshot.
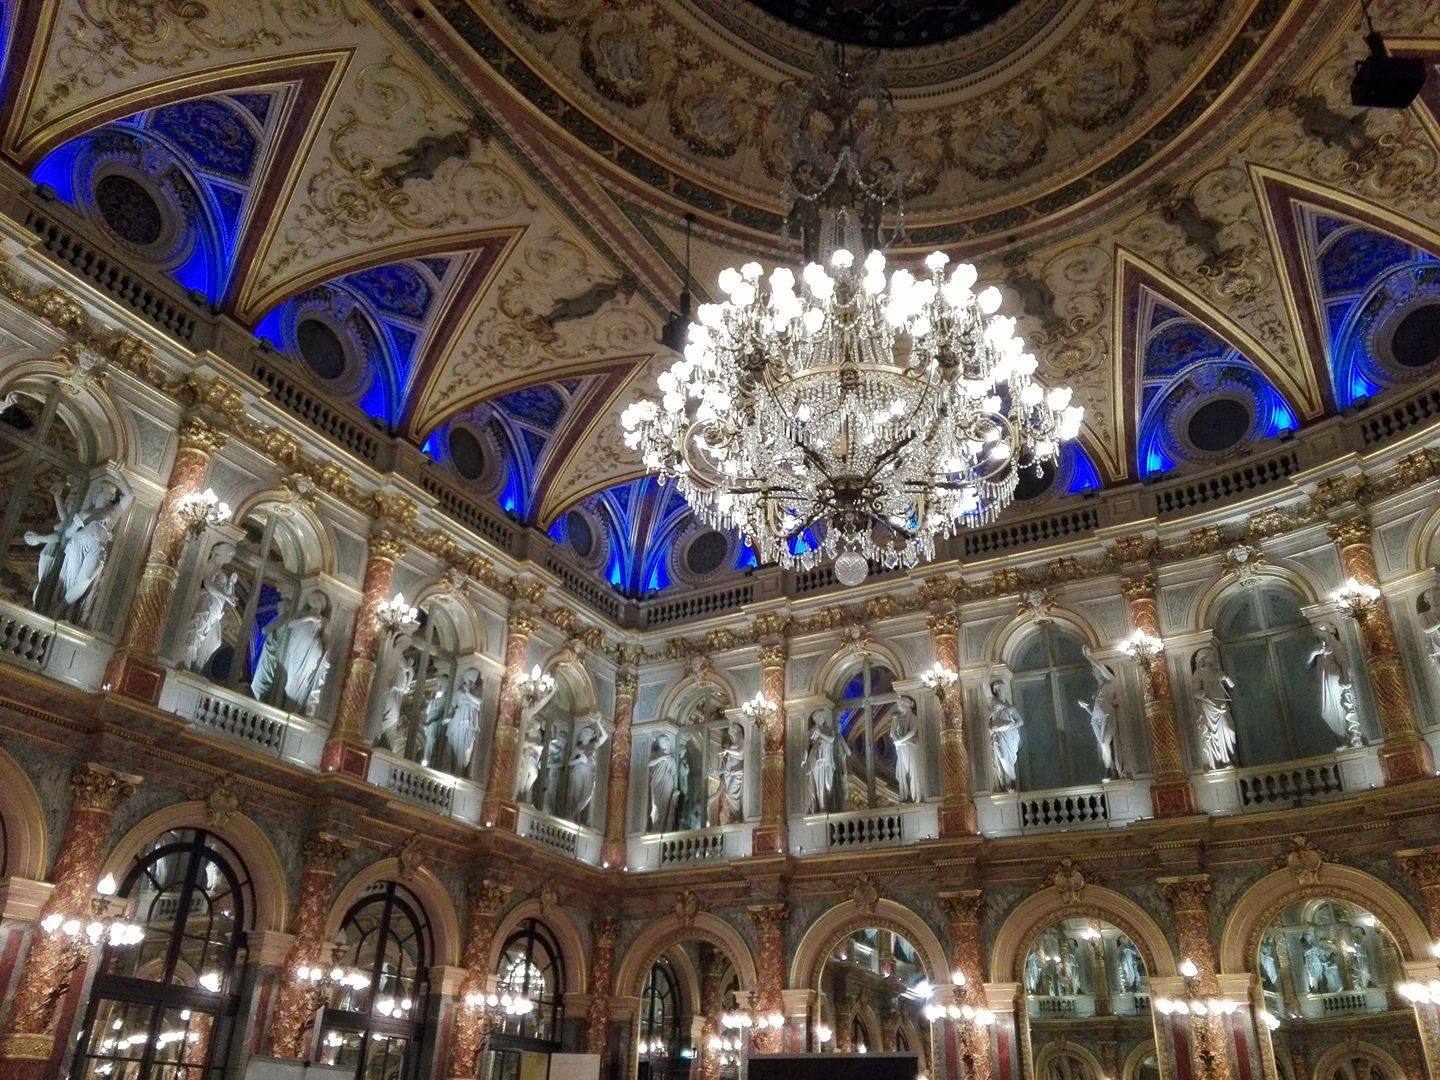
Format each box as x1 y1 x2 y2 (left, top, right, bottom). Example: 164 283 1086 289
1179 958 1199 979
96 874 118 896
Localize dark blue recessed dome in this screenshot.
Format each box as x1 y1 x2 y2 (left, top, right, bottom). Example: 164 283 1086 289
746 0 1024 47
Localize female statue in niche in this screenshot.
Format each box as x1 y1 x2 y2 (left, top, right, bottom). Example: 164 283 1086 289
891 695 920 803
987 678 1024 793
1191 646 1237 769
647 733 679 832
1302 934 1341 994
1117 939 1143 994
708 721 746 826
1309 623 1364 749
420 669 450 767
803 707 842 813
27 472 134 622
24 479 73 608
181 540 237 675
1259 937 1280 991
372 631 416 752
1417 586 1440 668
565 720 609 826
443 666 484 776
516 718 545 802
1079 646 1123 778
251 588 331 716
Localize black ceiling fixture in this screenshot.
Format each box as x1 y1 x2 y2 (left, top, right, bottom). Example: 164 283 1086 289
660 212 694 354
1351 4 1427 108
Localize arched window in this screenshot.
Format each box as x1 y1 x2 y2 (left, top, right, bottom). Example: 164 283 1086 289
377 598 469 774
1010 628 1104 789
1023 917 1149 1018
71 829 253 1079
1258 898 1398 1021
1213 588 1341 764
833 660 903 809
0 385 124 628
1325 1053 1400 1080
495 920 564 1043
639 957 685 1072
316 881 432 1079
646 692 742 833
851 1016 868 1053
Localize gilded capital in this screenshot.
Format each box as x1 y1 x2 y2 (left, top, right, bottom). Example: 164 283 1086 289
939 890 984 923
927 611 960 637
1326 516 1372 550
1157 874 1211 912
369 531 408 563
302 833 356 874
177 416 228 455
1398 847 1440 888
757 643 788 669
748 903 789 936
593 916 622 949
1121 574 1157 601
615 668 639 701
71 764 140 813
507 612 540 639
469 880 514 917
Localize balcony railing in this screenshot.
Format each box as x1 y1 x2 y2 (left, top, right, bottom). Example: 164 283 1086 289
789 804 939 855
162 672 325 768
980 780 1149 837
1194 748 1381 815
1297 988 1387 1019
517 806 603 865
0 600 55 669
0 598 111 690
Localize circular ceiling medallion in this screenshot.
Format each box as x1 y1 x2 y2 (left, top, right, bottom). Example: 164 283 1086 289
685 529 731 576
295 317 348 381
94 173 164 246
448 426 488 481
1014 458 1057 501
1389 303 1440 370
744 0 1025 46
1186 398 1251 454
566 509 596 559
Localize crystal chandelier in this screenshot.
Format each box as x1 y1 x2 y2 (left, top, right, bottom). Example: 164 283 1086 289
623 51 1082 586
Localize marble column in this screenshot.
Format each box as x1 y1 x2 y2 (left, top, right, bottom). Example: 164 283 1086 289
324 531 408 777
749 904 789 1054
268 834 355 1060
0 765 140 1080
1329 516 1435 784
104 417 227 702
448 880 513 1079
752 643 788 856
929 611 978 835
601 668 638 869
1159 875 1233 1080
696 945 723 1080
584 917 621 1055
1124 574 1196 817
482 611 540 832
1397 847 1440 1079
941 890 992 1080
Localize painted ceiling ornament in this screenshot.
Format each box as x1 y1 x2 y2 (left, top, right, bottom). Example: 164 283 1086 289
850 874 881 916
396 834 425 881
1276 835 1327 886
204 774 242 828
379 118 490 188
675 888 701 927
1050 857 1087 903
622 50 1081 588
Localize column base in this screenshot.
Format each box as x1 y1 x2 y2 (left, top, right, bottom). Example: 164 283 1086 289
1380 738 1435 785
0 1033 55 1080
320 739 371 778
751 824 787 856
939 802 978 836
1150 779 1197 818
102 652 166 704
480 798 518 832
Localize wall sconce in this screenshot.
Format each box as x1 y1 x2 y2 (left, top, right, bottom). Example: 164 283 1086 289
1397 941 1440 1003
919 661 959 704
175 488 231 538
373 592 420 633
1119 630 1166 665
40 873 144 948
1331 577 1382 621
515 665 556 708
741 692 779 724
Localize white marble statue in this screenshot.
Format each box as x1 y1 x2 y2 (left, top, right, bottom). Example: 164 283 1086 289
1117 939 1142 994
891 695 920 803
987 678 1024 793
181 540 237 674
443 666 484 776
1079 646 1123 778
1418 587 1440 668
516 718 544 802
372 631 416 751
1191 646 1237 769
420 669 450 767
803 707 842 813
251 589 331 716
26 473 133 622
564 720 609 826
1309 623 1364 749
707 721 745 827
1259 938 1280 991
647 733 679 832
1302 935 1341 994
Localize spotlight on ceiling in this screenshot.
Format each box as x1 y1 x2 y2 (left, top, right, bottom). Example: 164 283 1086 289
1351 32 1427 109
660 213 695 354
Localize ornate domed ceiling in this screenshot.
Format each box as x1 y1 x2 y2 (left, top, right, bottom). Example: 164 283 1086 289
1 0 1438 598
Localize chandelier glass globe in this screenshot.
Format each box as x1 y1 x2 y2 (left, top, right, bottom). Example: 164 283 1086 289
622 246 1082 584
